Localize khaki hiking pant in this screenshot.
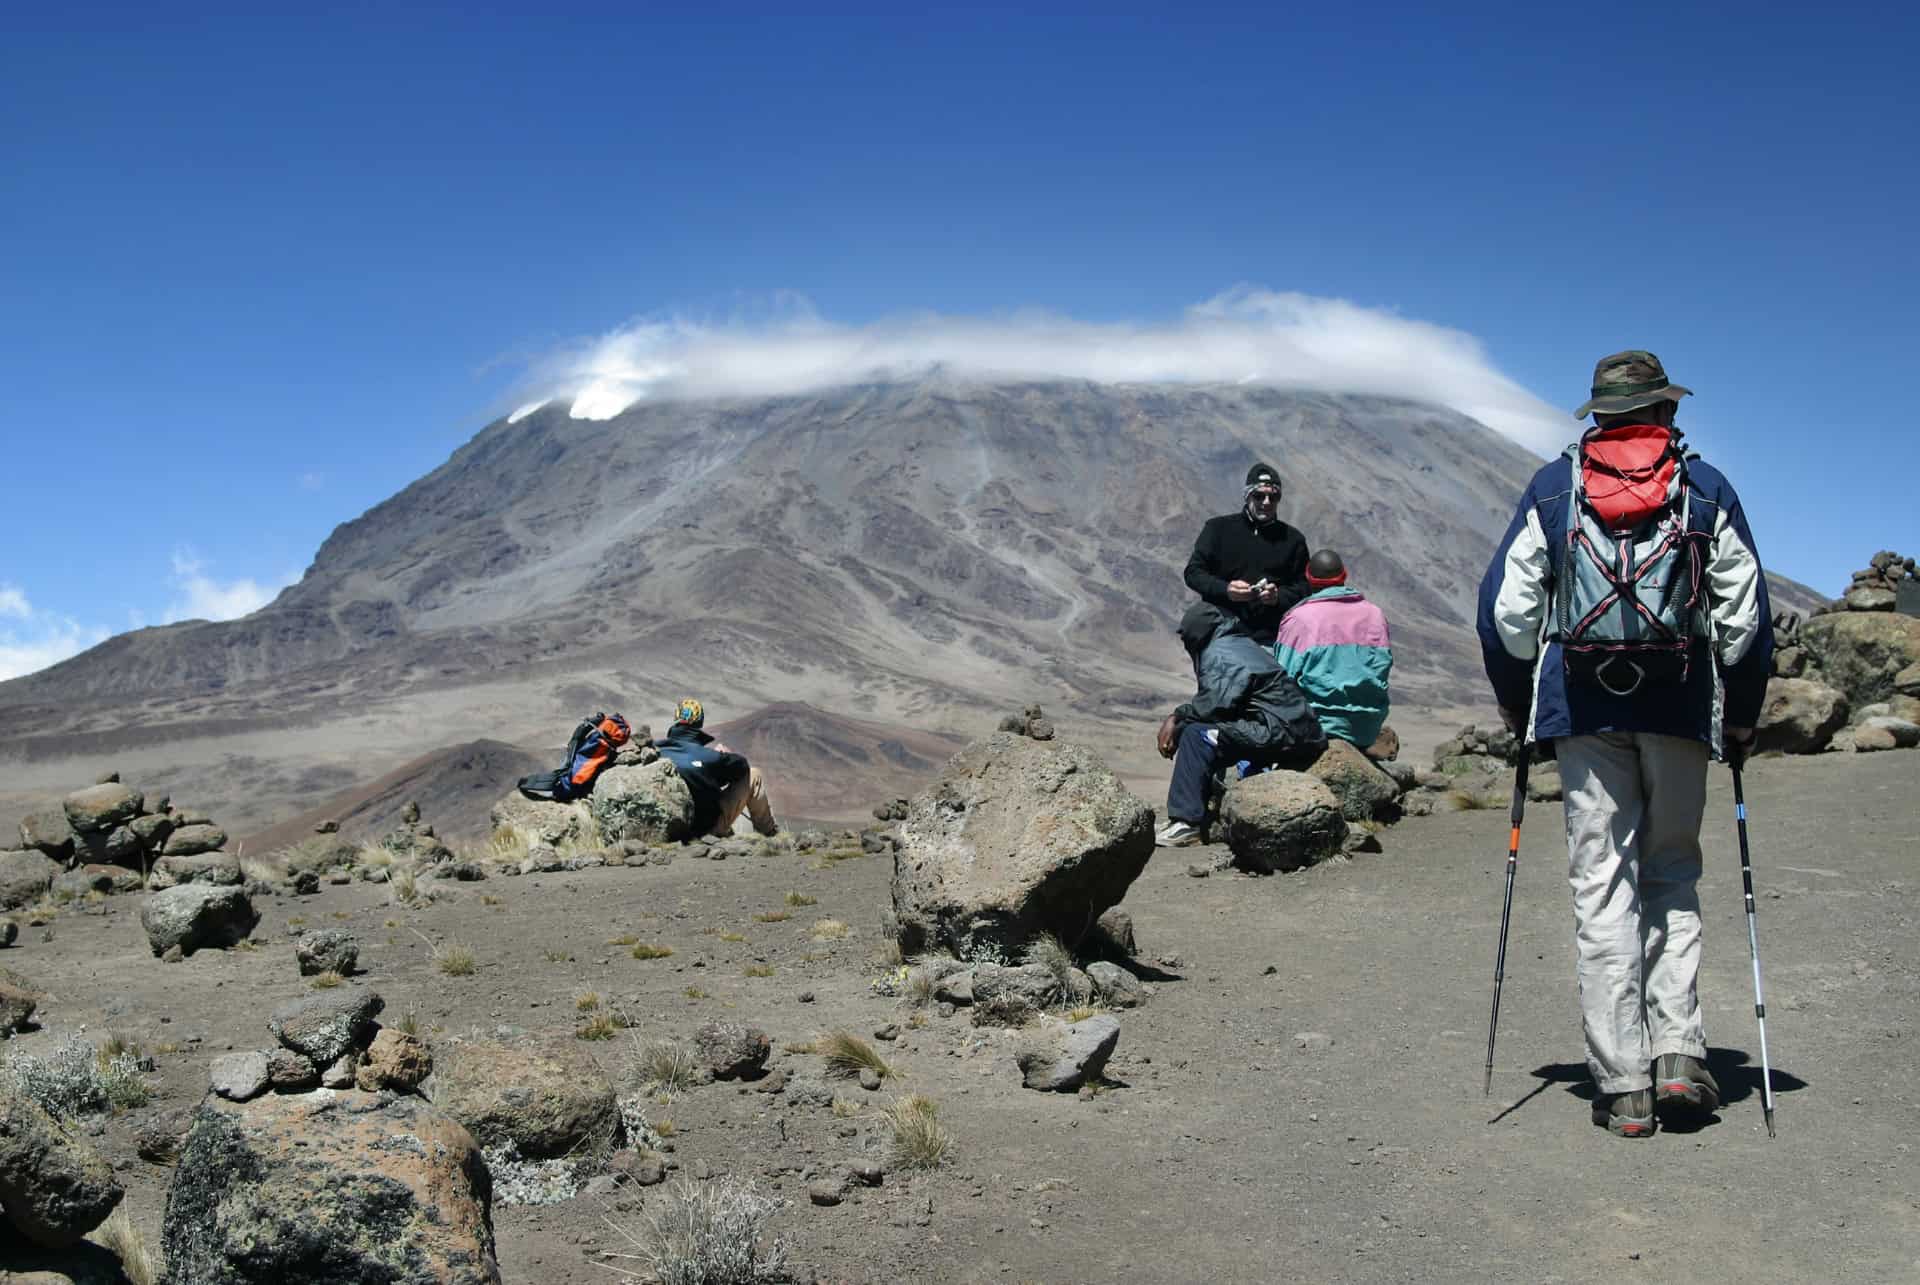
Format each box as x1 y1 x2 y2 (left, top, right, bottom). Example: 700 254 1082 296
1557 732 1710 1094
713 766 778 837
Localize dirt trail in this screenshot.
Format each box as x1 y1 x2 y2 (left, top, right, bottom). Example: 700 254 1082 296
3 750 1914 1283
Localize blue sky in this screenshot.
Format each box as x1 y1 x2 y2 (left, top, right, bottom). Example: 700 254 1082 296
3 2 1913 678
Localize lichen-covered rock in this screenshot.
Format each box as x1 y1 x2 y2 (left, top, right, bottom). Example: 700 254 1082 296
891 733 1153 957
356 1028 433 1092
970 963 1065 1026
209 1051 272 1102
268 988 385 1066
140 884 258 956
54 864 146 897
427 1037 615 1160
589 761 696 845
146 853 243 891
60 784 142 835
1755 677 1850 755
129 811 177 853
0 1093 123 1247
16 809 75 863
72 824 142 867
1086 960 1146 1008
162 1090 499 1284
1218 771 1348 873
0 849 60 910
1306 739 1403 821
693 1021 771 1080
486 792 596 848
162 823 228 857
294 929 359 976
1797 612 1920 712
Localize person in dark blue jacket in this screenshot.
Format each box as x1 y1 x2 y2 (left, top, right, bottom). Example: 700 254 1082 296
648 698 780 838
1477 350 1772 1139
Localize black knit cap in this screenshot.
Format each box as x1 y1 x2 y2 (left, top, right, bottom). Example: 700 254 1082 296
1245 462 1281 490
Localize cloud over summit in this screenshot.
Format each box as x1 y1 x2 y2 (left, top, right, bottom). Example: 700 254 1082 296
519 288 1566 452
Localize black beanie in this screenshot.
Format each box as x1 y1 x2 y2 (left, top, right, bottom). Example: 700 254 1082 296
1245 462 1281 490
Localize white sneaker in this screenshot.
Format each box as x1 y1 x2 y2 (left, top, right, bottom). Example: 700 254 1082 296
1155 821 1201 848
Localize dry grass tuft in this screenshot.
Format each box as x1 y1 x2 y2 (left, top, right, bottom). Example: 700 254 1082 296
630 942 674 960
819 1031 892 1081
544 948 573 962
1442 789 1498 812
435 943 476 976
811 919 851 941
783 891 817 907
683 986 709 999
577 1012 619 1041
481 894 505 907
830 1096 862 1118
1022 932 1076 991
487 825 532 864
718 931 747 943
783 1038 817 1055
394 1012 422 1038
608 933 640 946
576 991 602 1012
743 964 775 978
630 1038 698 1096
752 910 791 923
90 1207 158 1285
1066 1004 1106 1022
309 970 345 990
884 1094 950 1169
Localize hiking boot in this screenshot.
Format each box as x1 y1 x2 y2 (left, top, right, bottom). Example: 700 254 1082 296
1654 1053 1721 1117
1591 1088 1655 1138
1155 820 1202 848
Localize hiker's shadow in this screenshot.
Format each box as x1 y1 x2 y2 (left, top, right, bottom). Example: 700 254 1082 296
1496 1048 1807 1131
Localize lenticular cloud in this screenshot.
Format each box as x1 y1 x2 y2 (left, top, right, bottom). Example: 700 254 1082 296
519 287 1566 453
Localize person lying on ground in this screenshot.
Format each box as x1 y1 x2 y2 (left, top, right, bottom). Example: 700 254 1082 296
1154 602 1327 847
1273 549 1393 749
646 698 781 838
1181 462 1312 646
1477 349 1771 1139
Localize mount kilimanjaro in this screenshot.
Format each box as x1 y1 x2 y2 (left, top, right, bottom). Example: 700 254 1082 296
0 379 1818 836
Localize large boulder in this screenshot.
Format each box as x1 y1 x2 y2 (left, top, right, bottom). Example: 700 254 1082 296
269 988 385 1066
1306 739 1403 822
1755 677 1849 754
0 850 59 910
162 1090 500 1284
970 963 1066 1026
486 792 595 848
60 784 142 835
0 1093 123 1247
427 1037 616 1160
356 1029 433 1093
140 884 259 956
890 733 1153 957
0 965 42 1032
1797 612 1920 712
589 761 696 844
294 929 360 976
692 1021 771 1080
1860 716 1920 749
146 853 243 891
71 825 141 868
1217 771 1348 873
162 823 228 857
16 809 75 863
54 864 146 898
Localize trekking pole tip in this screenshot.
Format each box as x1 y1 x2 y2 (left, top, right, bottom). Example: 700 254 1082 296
1764 1109 1776 1139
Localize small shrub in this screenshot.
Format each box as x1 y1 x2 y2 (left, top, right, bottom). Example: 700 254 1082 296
683 987 709 999
811 919 850 941
1022 932 1076 991
603 1177 787 1284
631 943 674 960
577 1012 619 1041
819 1031 892 1081
576 991 602 1012
395 1012 422 1038
608 933 639 946
93 1206 159 1285
436 943 477 976
482 894 506 907
743 964 775 978
652 1117 677 1138
830 1096 862 1118
2 1035 149 1117
752 910 791 923
544 948 573 963
358 845 395 872
783 891 816 907
389 867 420 904
906 1011 928 1030
384 917 399 928
309 970 345 990
906 969 936 1008
884 1094 950 1170
487 825 532 864
630 1038 698 1096
286 915 308 928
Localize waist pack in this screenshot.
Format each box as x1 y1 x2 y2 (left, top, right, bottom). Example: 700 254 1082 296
1551 425 1710 696
518 712 632 802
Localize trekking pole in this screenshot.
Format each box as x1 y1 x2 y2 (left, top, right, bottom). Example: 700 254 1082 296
1731 766 1778 1138
1483 754 1530 1095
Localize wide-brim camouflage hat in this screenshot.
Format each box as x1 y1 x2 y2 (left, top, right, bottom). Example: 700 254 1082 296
1572 350 1693 419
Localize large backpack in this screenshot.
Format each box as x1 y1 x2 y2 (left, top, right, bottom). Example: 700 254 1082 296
1551 426 1711 696
517 712 632 802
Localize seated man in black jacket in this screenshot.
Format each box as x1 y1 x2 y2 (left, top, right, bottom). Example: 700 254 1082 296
647 698 780 838
1154 603 1326 847
1182 462 1312 646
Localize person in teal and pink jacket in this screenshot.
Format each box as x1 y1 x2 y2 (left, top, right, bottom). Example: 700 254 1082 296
1272 549 1392 748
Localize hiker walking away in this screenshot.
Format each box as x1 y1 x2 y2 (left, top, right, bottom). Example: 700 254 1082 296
1476 350 1772 1138
1183 463 1312 646
1273 549 1393 750
648 698 781 838
1154 602 1327 847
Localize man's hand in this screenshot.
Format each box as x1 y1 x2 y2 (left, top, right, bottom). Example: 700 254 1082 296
1725 725 1755 769
1255 581 1280 606
1226 579 1255 602
1157 713 1178 760
1497 705 1525 735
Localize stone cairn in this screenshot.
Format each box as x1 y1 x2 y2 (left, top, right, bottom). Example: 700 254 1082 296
1809 549 1917 616
1399 725 1560 818
1760 550 1920 755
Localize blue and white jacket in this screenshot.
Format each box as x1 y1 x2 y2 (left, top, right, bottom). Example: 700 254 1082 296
1475 446 1773 754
